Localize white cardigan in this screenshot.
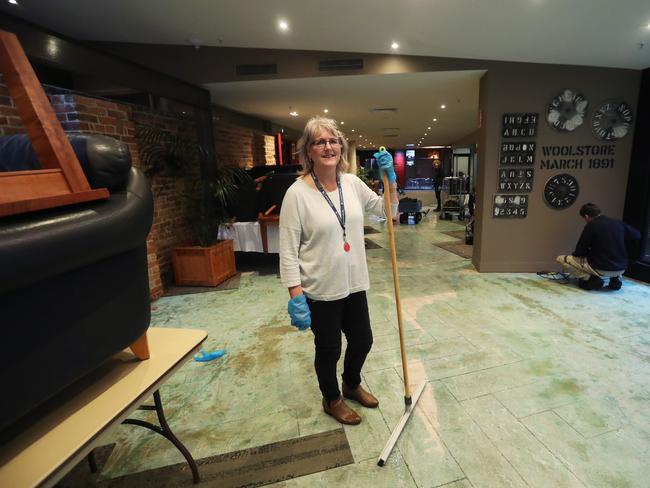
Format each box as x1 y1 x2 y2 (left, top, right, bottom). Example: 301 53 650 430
279 173 386 301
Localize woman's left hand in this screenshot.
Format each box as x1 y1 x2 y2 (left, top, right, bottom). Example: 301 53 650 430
287 294 311 330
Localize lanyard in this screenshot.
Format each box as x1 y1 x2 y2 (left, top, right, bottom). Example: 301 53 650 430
310 171 350 251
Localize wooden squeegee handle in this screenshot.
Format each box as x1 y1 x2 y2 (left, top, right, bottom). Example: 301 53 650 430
382 172 411 401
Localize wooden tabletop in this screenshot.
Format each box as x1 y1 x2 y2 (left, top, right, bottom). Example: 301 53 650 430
0 327 207 488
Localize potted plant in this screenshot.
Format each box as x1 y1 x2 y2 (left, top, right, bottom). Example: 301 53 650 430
138 124 250 286
171 164 250 286
137 126 195 179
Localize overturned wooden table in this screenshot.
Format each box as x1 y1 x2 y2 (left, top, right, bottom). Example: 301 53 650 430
0 327 207 488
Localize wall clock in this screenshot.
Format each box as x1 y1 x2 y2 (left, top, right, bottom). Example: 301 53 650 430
546 89 588 132
544 173 579 209
591 100 633 141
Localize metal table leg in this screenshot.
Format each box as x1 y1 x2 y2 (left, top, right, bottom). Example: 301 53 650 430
122 390 200 483
87 449 98 473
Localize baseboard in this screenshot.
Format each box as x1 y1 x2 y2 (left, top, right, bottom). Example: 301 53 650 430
475 260 561 273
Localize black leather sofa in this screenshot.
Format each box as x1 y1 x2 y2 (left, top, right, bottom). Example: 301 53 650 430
0 133 154 434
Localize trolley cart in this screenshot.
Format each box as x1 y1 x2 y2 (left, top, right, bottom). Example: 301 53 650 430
440 176 469 221
398 197 430 224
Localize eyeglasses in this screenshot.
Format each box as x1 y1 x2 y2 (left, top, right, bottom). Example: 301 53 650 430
311 138 341 149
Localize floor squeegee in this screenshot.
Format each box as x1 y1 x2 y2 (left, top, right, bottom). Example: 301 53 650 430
378 148 427 467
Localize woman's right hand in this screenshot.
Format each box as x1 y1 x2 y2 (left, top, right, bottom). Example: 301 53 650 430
374 150 396 183
288 294 311 330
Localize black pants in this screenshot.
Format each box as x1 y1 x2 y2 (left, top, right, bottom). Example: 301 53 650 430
433 182 441 209
306 291 373 401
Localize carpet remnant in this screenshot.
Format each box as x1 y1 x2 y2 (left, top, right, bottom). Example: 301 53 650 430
435 242 473 259
441 230 466 240
91 429 353 487
365 238 382 250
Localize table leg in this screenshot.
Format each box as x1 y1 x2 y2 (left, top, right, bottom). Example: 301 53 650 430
87 449 98 473
122 390 200 483
259 221 268 253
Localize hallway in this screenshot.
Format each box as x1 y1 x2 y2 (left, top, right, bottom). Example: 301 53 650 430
100 210 650 487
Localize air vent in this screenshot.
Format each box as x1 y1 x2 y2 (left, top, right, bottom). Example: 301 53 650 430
369 108 398 113
318 58 364 71
236 64 277 76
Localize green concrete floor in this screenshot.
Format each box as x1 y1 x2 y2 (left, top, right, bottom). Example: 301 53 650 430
101 209 650 487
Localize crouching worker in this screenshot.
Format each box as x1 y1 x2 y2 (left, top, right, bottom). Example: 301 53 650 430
279 116 398 425
557 203 640 291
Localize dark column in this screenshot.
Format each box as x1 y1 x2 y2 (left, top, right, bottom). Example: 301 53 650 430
623 67 650 282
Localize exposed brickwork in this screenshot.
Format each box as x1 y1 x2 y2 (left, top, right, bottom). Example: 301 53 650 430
0 78 25 136
146 234 163 300
213 117 276 168
264 135 277 165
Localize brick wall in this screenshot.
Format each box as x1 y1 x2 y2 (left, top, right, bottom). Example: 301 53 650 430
213 117 276 168
264 135 277 165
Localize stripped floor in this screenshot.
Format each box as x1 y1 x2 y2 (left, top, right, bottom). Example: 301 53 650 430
97 208 650 487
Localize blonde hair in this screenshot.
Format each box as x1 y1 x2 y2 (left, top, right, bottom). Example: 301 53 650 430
296 116 349 175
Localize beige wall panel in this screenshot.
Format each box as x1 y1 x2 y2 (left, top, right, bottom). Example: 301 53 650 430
474 63 640 272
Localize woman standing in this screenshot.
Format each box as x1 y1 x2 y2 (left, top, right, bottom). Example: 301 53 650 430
279 116 397 425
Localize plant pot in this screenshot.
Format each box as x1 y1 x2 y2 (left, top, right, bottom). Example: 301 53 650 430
171 240 236 286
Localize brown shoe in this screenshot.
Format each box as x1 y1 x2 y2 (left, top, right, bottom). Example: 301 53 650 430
322 396 361 425
342 382 379 408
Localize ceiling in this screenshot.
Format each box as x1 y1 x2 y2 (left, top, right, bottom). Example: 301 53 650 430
2 0 649 147
4 0 649 69
207 70 483 148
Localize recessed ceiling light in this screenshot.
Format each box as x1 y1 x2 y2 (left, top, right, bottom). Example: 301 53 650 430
323 109 329 113
424 133 428 136
278 20 289 31
427 126 431 130
433 118 438 122
8 0 18 4
440 104 446 109
289 111 298 116
340 121 344 125
391 42 399 49
351 129 355 132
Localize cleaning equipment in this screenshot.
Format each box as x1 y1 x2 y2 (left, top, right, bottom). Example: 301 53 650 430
377 147 427 467
397 197 425 224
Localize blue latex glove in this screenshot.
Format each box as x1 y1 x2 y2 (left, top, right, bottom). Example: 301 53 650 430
288 294 311 330
374 150 396 183
194 349 226 362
